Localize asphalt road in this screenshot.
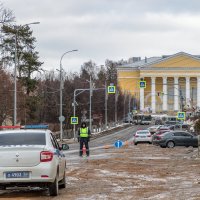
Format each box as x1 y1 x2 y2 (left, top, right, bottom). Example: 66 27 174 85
68 124 149 151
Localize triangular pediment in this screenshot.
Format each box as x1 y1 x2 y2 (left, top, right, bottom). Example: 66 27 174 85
146 52 200 68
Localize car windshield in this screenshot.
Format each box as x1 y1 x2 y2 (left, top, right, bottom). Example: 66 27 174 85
160 127 169 130
0 132 46 146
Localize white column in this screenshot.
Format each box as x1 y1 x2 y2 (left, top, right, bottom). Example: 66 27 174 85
197 77 200 108
163 77 168 111
185 77 190 105
140 87 144 111
174 77 179 111
151 77 156 113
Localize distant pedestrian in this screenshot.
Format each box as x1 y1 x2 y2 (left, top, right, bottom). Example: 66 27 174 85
78 122 91 157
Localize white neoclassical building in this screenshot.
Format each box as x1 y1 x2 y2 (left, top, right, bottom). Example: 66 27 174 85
117 52 200 114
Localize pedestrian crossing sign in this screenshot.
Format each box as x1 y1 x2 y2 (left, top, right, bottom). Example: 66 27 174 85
139 81 146 88
71 117 78 124
108 86 116 94
177 112 185 120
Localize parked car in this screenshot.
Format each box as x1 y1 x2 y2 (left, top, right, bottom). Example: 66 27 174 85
153 131 198 148
174 123 190 131
164 124 175 130
133 130 152 145
0 129 69 196
155 127 171 134
148 125 162 134
152 127 171 141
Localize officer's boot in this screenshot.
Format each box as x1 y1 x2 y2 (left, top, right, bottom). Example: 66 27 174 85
79 150 83 157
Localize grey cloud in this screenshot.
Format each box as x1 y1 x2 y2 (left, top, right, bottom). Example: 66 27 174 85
3 0 200 72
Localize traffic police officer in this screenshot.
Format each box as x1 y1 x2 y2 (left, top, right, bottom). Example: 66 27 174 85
78 122 91 157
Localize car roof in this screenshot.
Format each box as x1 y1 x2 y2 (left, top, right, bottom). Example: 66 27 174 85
160 127 170 129
137 130 149 133
0 129 49 134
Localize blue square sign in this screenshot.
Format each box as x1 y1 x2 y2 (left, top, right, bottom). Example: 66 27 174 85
71 117 78 124
177 112 185 120
107 86 116 94
139 81 146 88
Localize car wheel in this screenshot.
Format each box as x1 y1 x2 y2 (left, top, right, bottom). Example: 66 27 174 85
134 142 137 145
160 145 166 148
167 141 175 148
59 169 66 189
49 174 59 196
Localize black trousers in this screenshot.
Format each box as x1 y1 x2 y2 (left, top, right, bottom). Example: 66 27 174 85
79 138 89 156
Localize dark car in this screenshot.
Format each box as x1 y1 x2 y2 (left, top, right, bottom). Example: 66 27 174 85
153 131 198 148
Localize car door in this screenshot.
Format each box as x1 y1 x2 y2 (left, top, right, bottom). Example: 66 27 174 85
179 132 192 146
50 134 65 180
173 132 185 146
181 132 197 147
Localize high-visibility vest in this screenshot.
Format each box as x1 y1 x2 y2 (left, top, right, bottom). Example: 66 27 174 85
80 127 89 138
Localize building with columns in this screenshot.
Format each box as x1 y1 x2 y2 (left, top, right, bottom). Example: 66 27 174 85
117 52 200 114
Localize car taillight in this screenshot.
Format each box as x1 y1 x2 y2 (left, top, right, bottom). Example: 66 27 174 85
135 135 139 137
156 136 162 140
40 151 53 162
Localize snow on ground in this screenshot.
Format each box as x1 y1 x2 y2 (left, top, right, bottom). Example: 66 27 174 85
1 144 200 199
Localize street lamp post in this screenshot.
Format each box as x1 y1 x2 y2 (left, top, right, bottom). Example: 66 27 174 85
13 22 40 125
59 49 78 141
105 81 108 130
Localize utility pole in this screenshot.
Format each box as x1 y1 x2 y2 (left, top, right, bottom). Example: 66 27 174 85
59 62 63 141
73 90 76 141
89 76 92 132
105 81 108 130
59 49 78 141
123 92 127 122
14 34 18 126
73 87 105 141
115 88 118 126
13 22 40 125
128 93 131 123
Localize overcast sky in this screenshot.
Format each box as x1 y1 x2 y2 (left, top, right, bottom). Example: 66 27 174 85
2 0 200 72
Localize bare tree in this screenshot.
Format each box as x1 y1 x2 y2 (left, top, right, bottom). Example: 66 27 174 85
0 2 15 24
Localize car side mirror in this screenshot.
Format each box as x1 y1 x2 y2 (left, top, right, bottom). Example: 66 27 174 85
61 143 69 150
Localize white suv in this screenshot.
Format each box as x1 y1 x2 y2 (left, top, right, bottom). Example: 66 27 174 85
0 129 68 196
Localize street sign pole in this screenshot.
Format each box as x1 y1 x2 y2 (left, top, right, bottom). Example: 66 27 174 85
177 112 185 130
73 90 76 141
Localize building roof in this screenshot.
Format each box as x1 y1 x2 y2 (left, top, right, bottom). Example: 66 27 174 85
117 52 200 70
121 57 161 68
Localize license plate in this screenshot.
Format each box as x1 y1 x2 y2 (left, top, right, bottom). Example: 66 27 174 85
6 171 29 179
140 136 146 138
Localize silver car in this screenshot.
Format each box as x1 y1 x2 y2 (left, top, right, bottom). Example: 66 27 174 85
134 130 152 145
0 129 68 196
